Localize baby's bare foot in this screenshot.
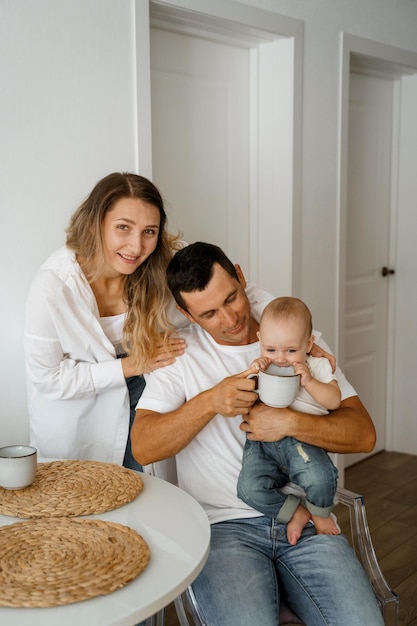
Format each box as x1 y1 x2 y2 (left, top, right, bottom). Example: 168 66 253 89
312 514 340 536
287 505 311 545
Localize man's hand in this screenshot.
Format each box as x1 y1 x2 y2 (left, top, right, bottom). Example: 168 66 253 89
240 395 376 454
210 368 259 417
240 402 292 441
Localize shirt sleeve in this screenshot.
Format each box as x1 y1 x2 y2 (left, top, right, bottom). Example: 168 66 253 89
307 355 338 384
137 363 186 413
315 336 356 400
24 268 126 400
246 283 274 322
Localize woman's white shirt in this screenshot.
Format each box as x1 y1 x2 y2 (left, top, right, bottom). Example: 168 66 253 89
24 246 198 463
24 247 129 463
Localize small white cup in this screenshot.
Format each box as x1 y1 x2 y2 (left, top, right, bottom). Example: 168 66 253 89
0 445 37 490
250 364 300 408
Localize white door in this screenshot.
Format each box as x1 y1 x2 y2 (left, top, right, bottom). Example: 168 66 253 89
344 71 395 467
150 28 250 273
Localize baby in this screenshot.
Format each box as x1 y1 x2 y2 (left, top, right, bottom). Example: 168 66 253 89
237 296 341 544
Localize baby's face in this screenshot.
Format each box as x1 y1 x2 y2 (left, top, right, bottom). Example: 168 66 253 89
258 316 313 367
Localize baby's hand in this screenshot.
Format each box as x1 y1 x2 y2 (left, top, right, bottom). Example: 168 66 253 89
250 356 271 372
293 362 313 387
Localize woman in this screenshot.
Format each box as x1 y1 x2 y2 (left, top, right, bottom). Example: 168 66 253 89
24 172 185 468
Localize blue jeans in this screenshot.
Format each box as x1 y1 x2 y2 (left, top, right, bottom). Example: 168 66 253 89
237 437 338 522
192 516 384 625
122 373 145 472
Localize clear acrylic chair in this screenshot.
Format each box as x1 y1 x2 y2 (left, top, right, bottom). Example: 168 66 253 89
336 487 399 626
144 614 165 626
171 487 399 626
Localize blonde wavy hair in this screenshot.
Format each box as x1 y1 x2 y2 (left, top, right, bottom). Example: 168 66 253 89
66 172 181 370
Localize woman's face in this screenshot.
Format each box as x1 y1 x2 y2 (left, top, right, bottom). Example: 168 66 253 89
100 197 161 277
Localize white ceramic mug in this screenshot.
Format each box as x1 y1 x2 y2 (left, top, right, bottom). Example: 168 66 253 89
250 364 300 408
0 445 37 490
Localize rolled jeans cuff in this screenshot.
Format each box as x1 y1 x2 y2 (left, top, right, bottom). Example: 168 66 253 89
305 501 334 518
276 494 301 523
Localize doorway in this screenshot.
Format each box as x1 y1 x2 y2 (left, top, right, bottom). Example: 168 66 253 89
150 27 250 269
147 0 303 297
343 69 394 467
338 35 417 469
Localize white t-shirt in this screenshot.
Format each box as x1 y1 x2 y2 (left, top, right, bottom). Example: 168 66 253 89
291 355 338 415
137 296 355 524
99 313 126 356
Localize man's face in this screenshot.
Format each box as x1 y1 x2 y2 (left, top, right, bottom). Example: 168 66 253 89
178 263 258 346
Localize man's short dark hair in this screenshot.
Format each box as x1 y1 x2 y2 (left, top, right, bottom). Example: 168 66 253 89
167 242 239 311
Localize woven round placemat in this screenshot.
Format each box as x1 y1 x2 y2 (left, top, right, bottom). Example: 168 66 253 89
0 460 144 518
0 517 150 607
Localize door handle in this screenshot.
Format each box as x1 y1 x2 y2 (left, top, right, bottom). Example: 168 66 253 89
381 266 395 276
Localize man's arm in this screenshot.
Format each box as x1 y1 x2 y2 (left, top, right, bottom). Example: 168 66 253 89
131 368 258 466
240 395 376 454
132 393 215 465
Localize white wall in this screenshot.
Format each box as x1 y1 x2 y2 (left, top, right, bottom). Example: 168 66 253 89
2 0 417 448
0 0 138 445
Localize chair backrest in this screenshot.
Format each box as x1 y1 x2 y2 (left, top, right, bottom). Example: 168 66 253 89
143 458 178 484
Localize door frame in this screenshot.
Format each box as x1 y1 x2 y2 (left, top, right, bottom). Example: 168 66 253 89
134 0 304 296
337 33 417 465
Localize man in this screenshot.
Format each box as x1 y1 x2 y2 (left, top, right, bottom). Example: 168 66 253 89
132 242 383 626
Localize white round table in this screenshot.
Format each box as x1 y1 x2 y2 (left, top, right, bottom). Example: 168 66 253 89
0 472 210 625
